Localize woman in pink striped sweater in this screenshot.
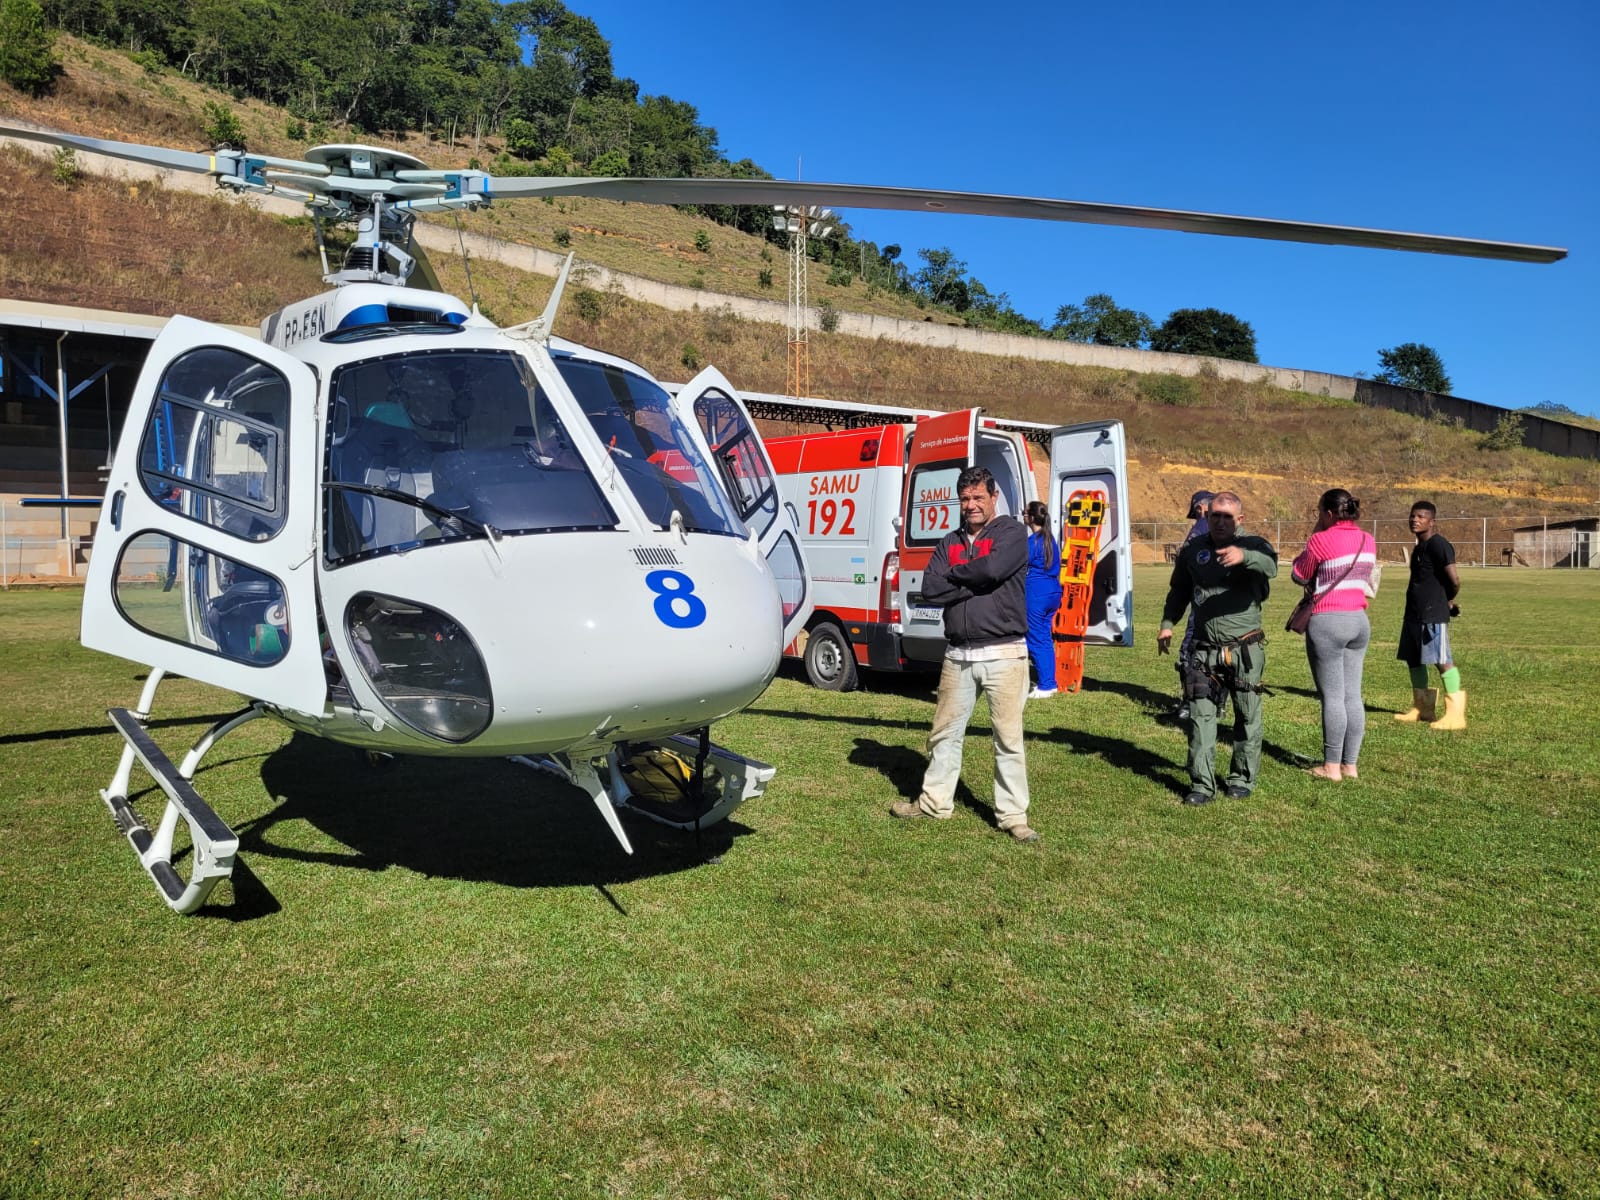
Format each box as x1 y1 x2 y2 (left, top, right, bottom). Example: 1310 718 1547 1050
1290 489 1380 781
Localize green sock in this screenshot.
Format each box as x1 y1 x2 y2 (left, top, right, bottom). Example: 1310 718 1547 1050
1409 666 1430 689
1440 667 1462 695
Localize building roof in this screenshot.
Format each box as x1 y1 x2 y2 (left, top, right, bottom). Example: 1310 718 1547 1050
0 297 256 340
1513 516 1600 532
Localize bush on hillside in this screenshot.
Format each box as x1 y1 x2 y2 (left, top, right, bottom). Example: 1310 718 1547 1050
1137 373 1199 407
202 101 246 149
590 149 629 177
50 146 78 187
1480 412 1525 452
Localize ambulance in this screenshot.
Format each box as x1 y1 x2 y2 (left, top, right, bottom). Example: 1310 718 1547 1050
761 399 1133 690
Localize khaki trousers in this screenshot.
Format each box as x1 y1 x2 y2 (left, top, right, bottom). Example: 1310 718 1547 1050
917 655 1031 828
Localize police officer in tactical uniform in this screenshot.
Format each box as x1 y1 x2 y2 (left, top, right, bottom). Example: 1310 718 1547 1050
1157 491 1278 805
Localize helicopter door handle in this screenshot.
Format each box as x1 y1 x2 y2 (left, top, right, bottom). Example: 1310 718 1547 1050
110 490 125 531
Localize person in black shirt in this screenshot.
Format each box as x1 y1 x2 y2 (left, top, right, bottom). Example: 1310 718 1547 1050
1395 500 1466 729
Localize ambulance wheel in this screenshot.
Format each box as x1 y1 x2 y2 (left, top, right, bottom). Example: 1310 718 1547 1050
804 622 858 692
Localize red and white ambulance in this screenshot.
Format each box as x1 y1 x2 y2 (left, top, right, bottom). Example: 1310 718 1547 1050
760 396 1132 690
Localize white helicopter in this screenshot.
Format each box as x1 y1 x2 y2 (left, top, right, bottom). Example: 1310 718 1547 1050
0 121 1565 913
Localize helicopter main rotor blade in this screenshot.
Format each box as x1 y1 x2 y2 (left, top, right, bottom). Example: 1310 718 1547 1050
468 175 1566 264
0 119 331 186
2 119 1562 264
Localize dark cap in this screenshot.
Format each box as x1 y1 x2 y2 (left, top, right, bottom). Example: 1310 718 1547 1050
1186 490 1215 519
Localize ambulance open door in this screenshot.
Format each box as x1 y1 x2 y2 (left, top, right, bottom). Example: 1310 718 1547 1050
896 408 979 661
1047 419 1133 646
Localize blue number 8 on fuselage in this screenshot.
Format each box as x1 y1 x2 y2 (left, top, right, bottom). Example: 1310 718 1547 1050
645 569 706 628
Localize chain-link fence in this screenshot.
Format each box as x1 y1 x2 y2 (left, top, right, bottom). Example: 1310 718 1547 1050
1134 515 1598 569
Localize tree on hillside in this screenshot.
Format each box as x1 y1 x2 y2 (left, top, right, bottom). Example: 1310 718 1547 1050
914 247 972 311
1051 293 1153 348
1375 342 1451 394
0 0 60 96
1151 307 1258 363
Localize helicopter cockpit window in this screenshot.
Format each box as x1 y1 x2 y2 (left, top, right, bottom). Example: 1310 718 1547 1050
138 349 289 541
553 356 744 538
324 349 616 565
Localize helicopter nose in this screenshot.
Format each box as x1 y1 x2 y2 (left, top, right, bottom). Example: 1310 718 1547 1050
468 534 782 751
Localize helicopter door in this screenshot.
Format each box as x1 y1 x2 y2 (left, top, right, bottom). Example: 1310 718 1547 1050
674 366 814 646
897 408 980 653
1048 419 1134 646
82 316 328 712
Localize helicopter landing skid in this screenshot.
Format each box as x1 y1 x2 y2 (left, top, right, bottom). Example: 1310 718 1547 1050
100 674 267 913
511 734 776 855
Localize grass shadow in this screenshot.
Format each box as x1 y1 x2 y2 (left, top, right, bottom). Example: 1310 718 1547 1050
0 711 242 747
1041 725 1190 796
196 858 283 921
848 736 994 827
1080 675 1177 713
237 733 746 896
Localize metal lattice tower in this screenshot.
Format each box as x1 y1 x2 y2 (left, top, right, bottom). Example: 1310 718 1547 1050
786 211 810 401
773 202 835 402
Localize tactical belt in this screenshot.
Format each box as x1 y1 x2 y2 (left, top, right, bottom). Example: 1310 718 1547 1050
1181 629 1270 702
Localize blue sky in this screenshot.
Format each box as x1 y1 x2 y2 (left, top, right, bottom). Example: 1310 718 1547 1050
566 0 1597 416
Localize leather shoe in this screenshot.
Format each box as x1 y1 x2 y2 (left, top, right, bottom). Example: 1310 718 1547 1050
1224 785 1251 799
1006 824 1041 843
1182 791 1214 806
890 800 933 820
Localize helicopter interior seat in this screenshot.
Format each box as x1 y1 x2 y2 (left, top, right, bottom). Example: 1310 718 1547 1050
205 565 286 663
332 397 438 552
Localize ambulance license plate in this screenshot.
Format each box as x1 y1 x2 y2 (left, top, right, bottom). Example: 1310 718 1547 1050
908 606 942 624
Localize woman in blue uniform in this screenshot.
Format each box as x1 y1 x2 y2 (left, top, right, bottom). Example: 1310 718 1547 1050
1023 501 1063 699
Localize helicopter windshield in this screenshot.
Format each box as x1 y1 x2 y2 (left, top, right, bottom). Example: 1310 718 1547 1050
324 349 616 565
552 355 744 537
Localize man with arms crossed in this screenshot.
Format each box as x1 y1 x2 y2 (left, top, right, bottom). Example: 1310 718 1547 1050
1157 492 1278 805
1395 500 1466 730
892 467 1039 842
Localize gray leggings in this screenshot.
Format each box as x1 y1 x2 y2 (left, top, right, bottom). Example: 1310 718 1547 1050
1306 610 1370 765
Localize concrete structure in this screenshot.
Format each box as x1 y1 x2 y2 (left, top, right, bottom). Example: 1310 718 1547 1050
1512 517 1599 568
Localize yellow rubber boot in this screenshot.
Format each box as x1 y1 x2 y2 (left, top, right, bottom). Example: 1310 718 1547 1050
1394 688 1437 722
1431 689 1467 731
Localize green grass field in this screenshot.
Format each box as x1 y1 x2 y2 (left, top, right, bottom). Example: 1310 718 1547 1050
1 567 1596 1198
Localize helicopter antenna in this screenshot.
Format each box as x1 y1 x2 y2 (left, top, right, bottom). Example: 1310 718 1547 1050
312 213 332 277
503 252 575 344
452 214 480 311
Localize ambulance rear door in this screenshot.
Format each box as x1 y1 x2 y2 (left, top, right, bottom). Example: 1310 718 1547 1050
897 408 979 661
1048 419 1133 646
975 421 1038 515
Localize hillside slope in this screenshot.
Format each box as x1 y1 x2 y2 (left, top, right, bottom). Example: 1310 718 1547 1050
2 39 1595 528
